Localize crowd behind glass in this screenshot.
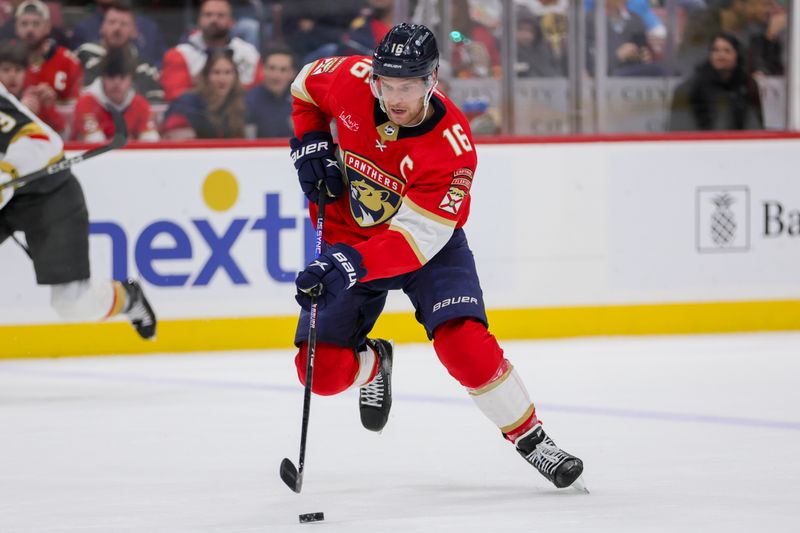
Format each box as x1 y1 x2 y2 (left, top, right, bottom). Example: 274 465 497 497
0 0 788 140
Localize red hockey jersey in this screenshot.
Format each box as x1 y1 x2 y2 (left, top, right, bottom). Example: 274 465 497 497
24 43 83 102
72 80 159 142
291 55 478 282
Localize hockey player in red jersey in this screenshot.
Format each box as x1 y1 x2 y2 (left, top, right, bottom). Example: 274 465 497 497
289 23 585 489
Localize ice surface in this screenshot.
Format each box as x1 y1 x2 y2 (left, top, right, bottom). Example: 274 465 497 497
1 332 799 532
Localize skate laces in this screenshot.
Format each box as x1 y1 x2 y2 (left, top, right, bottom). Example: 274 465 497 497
360 373 385 408
523 435 570 477
126 288 153 327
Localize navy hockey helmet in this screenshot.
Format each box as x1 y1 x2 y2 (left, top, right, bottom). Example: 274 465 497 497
372 23 439 79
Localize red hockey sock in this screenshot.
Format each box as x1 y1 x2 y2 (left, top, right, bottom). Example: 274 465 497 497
295 342 359 396
432 318 505 388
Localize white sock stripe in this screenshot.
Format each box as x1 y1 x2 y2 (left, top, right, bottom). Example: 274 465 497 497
469 367 534 430
354 345 377 387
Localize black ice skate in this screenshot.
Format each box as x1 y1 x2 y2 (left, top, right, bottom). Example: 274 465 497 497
123 280 157 340
515 425 585 489
359 339 393 432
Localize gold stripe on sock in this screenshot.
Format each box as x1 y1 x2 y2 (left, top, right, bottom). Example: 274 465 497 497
105 281 127 319
468 363 514 396
500 404 535 434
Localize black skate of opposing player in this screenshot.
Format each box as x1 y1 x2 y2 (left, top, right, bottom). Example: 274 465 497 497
359 338 393 432
122 279 157 339
515 424 587 491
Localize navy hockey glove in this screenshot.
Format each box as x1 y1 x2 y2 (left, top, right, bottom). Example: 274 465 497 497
290 131 344 204
295 243 367 311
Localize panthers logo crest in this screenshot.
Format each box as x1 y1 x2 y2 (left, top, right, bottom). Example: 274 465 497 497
343 151 405 227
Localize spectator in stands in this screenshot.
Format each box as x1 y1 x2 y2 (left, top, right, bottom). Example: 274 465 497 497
450 0 501 78
0 0 68 47
230 0 264 50
76 1 163 101
284 14 345 64
586 0 663 76
668 33 763 131
161 50 246 140
741 0 786 76
15 0 82 105
0 40 63 133
677 0 726 76
72 47 159 142
584 0 667 58
70 0 166 69
347 0 394 51
515 11 568 77
245 46 295 138
678 0 785 77
161 0 264 102
0 0 17 26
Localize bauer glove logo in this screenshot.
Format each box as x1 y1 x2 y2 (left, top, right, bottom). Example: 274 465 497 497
331 251 358 289
290 141 330 163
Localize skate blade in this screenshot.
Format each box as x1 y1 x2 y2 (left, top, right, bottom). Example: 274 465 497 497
570 475 590 494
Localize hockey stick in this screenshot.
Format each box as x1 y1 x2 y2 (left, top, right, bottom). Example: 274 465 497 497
280 183 328 494
0 110 128 192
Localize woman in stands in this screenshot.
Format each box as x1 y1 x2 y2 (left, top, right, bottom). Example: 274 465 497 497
161 50 246 139
669 33 764 132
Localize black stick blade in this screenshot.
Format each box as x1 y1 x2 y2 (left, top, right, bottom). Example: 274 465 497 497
280 458 302 493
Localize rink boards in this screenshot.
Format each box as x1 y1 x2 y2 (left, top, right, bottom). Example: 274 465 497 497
3 135 800 357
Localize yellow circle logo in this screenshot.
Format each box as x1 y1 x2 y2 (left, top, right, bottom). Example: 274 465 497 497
202 169 238 212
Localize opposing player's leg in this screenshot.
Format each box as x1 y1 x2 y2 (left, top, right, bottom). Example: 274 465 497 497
6 174 157 339
410 229 584 488
293 281 394 431
49 278 156 339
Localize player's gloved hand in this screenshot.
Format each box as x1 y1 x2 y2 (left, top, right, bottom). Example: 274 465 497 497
295 243 366 311
290 131 344 204
0 172 15 211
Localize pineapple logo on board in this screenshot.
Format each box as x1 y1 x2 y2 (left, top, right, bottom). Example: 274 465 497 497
696 186 750 252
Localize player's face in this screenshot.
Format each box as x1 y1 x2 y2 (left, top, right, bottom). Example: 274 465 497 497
101 9 137 48
15 14 50 48
199 0 234 41
102 74 133 105
0 62 25 96
263 53 295 95
207 57 237 97
709 38 737 72
376 76 429 126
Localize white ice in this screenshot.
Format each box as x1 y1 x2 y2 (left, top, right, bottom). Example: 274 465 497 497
1 332 799 532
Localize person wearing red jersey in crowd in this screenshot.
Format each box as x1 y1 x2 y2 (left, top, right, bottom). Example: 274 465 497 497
76 1 163 102
160 0 263 102
0 40 63 133
15 0 82 104
72 47 159 142
288 23 585 490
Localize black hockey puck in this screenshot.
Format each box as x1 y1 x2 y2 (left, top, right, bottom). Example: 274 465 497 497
299 512 325 523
